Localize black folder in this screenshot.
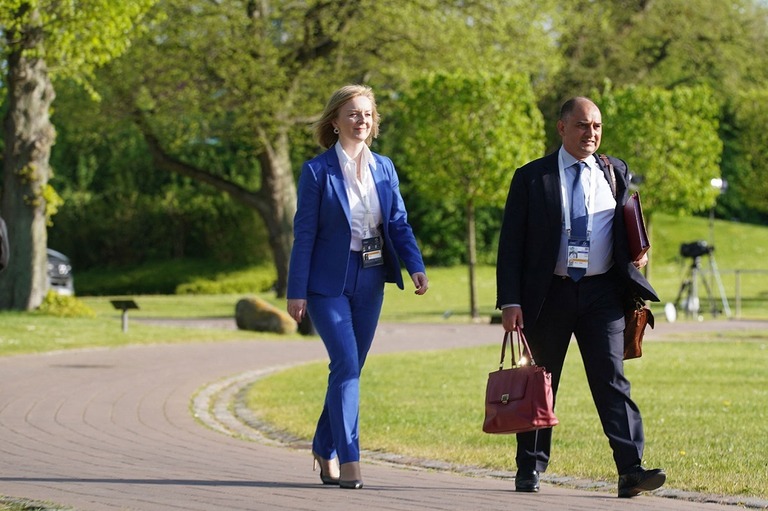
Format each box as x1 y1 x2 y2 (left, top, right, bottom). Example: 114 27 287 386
624 192 650 260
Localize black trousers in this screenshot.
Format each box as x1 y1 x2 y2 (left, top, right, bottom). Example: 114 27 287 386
516 272 644 475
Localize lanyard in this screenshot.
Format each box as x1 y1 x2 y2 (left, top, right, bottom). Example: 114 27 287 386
558 153 597 237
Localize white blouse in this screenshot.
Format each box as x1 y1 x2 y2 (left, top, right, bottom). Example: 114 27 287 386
335 142 383 251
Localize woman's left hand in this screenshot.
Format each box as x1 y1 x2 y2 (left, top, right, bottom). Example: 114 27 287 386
411 272 429 295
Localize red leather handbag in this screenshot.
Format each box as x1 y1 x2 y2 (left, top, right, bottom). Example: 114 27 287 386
624 296 654 360
482 327 559 434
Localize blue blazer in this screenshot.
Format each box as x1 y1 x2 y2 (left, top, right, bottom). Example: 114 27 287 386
287 147 426 299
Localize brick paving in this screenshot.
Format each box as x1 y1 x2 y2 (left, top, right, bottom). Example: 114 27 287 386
1 319 766 511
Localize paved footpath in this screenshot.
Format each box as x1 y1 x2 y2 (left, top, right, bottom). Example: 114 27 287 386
1 319 767 511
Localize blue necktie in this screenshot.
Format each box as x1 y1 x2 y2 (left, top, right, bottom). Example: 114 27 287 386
568 161 587 281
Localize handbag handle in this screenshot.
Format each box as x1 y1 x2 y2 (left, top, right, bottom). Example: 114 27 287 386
498 326 537 370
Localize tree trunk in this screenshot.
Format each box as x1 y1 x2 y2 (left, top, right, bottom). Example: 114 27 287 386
0 6 56 310
256 129 297 298
466 200 479 320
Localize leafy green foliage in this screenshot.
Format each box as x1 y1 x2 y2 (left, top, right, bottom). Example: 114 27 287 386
1 0 160 310
387 72 544 265
551 0 768 106
176 265 276 295
73 259 268 296
545 1 768 223
48 183 272 270
35 291 95 318
727 89 768 215
48 82 272 270
0 0 158 93
595 85 723 217
394 72 544 204
37 0 570 285
103 0 564 163
8 0 768 284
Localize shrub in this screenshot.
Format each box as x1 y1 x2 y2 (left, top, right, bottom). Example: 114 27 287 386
36 291 96 318
175 265 277 294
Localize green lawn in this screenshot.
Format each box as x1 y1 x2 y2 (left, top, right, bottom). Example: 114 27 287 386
0 294 299 357
246 331 768 499
0 498 71 511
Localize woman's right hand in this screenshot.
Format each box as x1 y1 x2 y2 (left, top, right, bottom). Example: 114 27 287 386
287 298 307 323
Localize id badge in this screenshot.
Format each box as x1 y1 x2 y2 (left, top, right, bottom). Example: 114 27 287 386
361 235 384 268
567 238 590 269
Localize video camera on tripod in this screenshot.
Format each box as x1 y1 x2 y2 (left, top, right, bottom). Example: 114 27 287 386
679 240 714 259
669 239 730 321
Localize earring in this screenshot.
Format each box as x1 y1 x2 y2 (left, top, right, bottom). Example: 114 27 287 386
333 127 339 134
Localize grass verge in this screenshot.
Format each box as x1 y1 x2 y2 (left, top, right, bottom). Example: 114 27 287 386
245 332 768 499
0 496 72 511
0 294 302 357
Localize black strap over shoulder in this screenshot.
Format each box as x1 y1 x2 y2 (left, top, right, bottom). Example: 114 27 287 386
597 153 617 199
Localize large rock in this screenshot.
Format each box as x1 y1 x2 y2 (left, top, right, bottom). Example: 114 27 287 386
235 297 297 334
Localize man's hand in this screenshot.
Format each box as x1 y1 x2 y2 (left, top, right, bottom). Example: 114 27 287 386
633 253 648 269
502 305 524 331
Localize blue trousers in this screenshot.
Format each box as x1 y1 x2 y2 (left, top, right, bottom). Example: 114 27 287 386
307 251 385 464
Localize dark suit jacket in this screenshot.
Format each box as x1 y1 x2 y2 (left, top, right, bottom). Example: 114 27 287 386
496 150 658 327
287 147 425 299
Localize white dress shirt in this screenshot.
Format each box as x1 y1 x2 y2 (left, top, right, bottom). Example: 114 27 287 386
335 142 383 251
554 147 617 277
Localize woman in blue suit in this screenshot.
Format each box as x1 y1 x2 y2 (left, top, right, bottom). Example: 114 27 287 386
286 85 429 489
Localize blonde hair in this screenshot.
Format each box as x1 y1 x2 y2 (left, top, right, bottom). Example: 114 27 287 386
314 84 380 149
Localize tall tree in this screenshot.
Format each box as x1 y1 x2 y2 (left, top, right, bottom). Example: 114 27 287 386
0 0 156 309
552 0 768 100
99 0 563 297
594 85 723 218
542 0 768 147
728 89 768 216
391 72 544 320
594 84 723 281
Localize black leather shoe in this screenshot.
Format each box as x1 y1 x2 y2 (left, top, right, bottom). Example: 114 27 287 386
618 466 666 498
515 469 540 492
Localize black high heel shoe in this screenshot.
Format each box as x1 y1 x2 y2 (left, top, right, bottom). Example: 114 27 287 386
312 451 340 485
339 461 364 489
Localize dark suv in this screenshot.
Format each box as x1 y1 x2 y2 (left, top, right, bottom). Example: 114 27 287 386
47 248 75 296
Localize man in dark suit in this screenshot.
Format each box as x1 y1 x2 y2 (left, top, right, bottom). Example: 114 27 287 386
496 96 665 498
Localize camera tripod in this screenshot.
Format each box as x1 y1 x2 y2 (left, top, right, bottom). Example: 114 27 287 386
673 252 731 320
